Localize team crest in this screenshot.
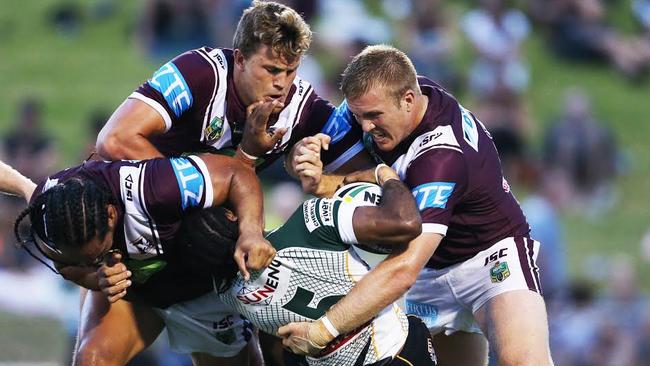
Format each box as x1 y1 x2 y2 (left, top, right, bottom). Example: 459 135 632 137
204 115 225 141
490 261 510 283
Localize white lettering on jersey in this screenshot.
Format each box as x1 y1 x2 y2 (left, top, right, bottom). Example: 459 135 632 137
199 48 232 148
392 125 462 179
303 199 321 232
319 199 335 227
460 105 479 152
234 258 292 312
119 165 162 259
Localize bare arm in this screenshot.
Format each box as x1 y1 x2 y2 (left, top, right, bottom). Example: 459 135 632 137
0 160 36 203
353 174 421 245
200 154 275 280
278 232 443 354
96 99 166 160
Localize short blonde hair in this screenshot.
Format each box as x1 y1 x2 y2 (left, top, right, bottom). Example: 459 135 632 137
233 1 312 63
341 45 420 105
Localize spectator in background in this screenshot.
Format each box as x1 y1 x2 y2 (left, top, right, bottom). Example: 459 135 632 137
137 0 215 60
530 0 650 79
521 166 569 302
461 0 531 97
542 88 620 214
401 0 461 93
0 97 58 270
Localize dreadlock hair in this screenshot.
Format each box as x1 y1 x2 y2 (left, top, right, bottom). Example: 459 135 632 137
14 177 115 254
178 206 240 294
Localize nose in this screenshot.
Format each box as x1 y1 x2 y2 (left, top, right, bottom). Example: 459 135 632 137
273 73 288 91
360 119 375 133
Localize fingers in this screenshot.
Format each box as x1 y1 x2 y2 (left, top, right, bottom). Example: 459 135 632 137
270 127 288 143
314 133 331 150
106 252 122 267
98 267 132 287
277 323 294 338
246 241 276 271
247 100 283 130
233 248 250 281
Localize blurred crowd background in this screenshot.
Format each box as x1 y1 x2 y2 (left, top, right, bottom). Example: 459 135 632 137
0 0 649 365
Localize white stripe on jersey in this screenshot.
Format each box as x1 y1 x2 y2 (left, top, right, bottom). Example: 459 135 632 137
324 140 364 173
392 125 462 180
273 77 313 150
119 163 163 258
188 155 214 208
128 92 173 132
201 48 233 149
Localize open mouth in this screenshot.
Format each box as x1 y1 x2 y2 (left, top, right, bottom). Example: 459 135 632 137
370 129 388 143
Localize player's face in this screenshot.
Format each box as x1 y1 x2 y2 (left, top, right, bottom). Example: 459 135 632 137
347 87 416 151
234 45 301 114
35 205 118 268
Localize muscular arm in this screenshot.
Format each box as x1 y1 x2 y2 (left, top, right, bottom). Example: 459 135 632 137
326 232 442 334
0 160 36 202
200 154 274 278
96 99 166 160
279 232 442 354
353 179 421 245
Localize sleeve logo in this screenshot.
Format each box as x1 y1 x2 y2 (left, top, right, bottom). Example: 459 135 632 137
149 62 193 118
170 158 205 210
411 182 455 210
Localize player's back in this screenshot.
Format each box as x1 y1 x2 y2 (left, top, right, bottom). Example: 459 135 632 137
219 197 408 365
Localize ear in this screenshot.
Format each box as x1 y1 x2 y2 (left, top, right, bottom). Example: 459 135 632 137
234 49 246 71
107 204 118 229
402 89 416 112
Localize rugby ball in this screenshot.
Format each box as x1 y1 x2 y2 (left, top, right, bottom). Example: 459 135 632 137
332 182 382 206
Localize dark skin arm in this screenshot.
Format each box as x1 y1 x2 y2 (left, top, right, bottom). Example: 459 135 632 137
200 153 275 280
352 173 422 246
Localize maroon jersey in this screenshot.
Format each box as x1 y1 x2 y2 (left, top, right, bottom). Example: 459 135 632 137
33 156 216 307
131 47 363 171
364 77 530 269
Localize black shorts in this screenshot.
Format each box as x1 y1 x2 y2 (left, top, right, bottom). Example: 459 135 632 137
384 315 437 366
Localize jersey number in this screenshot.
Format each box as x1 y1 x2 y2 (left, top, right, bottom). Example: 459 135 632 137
282 287 344 319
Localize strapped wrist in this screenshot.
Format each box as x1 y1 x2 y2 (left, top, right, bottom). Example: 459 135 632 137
236 146 258 166
374 164 389 185
319 315 340 339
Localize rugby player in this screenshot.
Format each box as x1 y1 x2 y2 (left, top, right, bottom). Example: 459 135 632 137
1 155 274 366
87 1 371 364
95 0 366 174
169 165 437 365
285 45 553 366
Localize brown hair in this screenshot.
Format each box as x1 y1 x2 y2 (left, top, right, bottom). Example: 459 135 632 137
233 0 312 63
341 45 420 105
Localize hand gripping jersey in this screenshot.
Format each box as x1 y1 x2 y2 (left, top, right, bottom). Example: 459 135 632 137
219 196 408 366
33 157 216 307
131 47 362 171
362 77 530 269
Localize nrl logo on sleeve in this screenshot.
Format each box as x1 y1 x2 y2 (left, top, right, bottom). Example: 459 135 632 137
204 115 225 141
235 258 292 310
490 261 510 283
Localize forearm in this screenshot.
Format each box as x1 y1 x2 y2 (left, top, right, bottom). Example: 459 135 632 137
229 167 265 236
0 160 36 202
364 179 421 244
58 265 101 291
325 233 441 335
96 133 164 160
325 249 416 335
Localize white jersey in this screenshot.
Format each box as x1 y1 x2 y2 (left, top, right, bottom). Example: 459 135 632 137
219 197 408 365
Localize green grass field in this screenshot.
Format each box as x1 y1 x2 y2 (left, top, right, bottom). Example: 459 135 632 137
1 1 649 363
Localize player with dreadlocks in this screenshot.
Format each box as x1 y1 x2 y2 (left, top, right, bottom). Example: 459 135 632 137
170 164 438 366
1 155 275 366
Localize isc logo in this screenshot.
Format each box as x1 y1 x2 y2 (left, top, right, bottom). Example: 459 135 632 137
411 182 455 210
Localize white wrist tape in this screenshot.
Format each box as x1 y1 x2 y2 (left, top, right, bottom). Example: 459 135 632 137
237 146 258 160
374 163 389 185
320 315 340 338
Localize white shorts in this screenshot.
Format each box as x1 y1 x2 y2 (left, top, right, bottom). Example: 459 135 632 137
405 236 541 335
153 291 250 357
